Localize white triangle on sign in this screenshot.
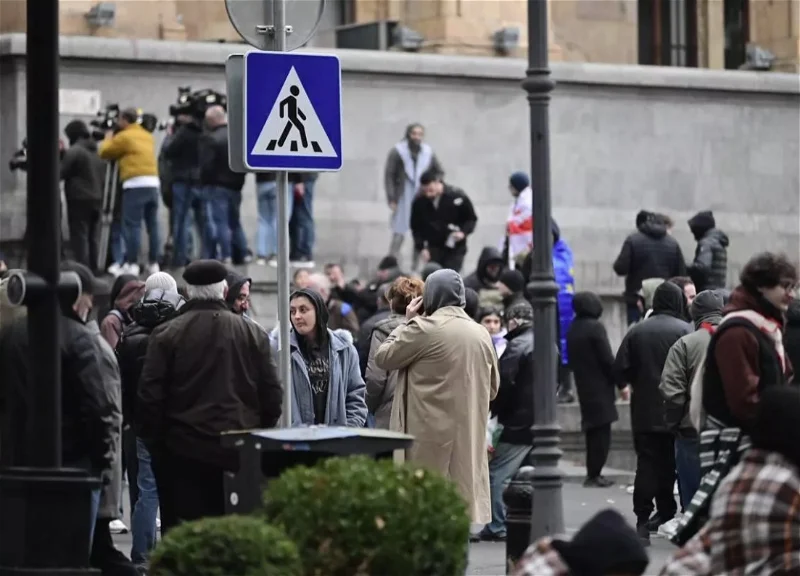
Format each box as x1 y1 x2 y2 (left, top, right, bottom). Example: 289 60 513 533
250 66 337 158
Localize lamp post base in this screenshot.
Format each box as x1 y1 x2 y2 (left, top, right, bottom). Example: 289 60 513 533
0 467 101 575
503 465 535 574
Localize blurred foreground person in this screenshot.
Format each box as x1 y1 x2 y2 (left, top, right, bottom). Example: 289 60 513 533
661 386 800 575
375 269 499 525
137 260 282 535
0 261 116 549
513 509 649 576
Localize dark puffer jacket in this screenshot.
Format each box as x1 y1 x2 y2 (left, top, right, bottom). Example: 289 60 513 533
687 211 729 291
117 289 186 426
613 211 687 297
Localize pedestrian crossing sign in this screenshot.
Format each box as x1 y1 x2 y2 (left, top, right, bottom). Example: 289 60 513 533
243 52 343 172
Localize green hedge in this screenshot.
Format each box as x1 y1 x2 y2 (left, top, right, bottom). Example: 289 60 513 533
149 515 302 576
262 456 470 576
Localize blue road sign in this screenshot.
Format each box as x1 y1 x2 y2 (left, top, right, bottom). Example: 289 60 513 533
244 52 342 172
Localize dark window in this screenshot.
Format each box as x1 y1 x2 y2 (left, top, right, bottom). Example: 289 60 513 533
638 0 698 67
339 0 356 25
724 0 749 69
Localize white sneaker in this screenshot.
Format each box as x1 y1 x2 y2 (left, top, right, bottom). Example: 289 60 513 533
626 484 635 494
674 481 679 496
256 258 267 266
147 262 160 275
657 516 682 538
122 263 141 276
109 519 129 534
107 263 123 277
156 517 161 530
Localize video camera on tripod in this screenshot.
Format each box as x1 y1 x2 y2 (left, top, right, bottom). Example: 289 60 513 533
90 104 159 140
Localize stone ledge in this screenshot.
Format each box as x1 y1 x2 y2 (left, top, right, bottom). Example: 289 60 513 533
1 33 798 95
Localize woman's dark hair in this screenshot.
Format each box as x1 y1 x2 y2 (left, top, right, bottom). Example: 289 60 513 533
667 276 693 289
478 306 503 322
386 276 424 315
740 252 798 290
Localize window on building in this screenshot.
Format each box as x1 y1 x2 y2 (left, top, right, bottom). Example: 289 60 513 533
724 0 749 69
339 0 356 25
638 0 699 67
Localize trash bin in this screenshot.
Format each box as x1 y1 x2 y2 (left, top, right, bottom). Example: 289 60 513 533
222 427 414 515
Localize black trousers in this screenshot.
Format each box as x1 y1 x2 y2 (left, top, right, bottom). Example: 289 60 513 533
151 448 226 536
428 246 465 274
632 431 677 524
121 425 139 513
67 199 101 271
90 518 139 576
585 424 611 479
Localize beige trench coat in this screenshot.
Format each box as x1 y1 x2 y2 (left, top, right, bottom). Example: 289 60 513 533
375 306 499 523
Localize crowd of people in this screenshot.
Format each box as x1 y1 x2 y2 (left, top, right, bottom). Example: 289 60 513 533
3 114 800 576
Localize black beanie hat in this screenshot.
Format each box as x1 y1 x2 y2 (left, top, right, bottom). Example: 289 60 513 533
378 255 398 271
499 269 525 294
551 509 649 576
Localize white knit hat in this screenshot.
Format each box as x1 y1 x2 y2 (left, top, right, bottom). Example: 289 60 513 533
145 271 178 293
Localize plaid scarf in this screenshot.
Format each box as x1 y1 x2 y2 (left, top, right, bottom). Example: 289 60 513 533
662 449 800 575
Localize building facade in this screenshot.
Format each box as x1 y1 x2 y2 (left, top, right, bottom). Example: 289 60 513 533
1 0 798 71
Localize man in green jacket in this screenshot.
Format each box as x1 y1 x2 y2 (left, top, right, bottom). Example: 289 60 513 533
658 289 725 535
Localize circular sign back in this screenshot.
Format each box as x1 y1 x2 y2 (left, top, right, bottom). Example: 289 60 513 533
225 0 327 52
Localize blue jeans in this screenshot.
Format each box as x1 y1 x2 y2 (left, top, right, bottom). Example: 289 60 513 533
485 442 532 536
207 186 247 261
172 182 201 266
290 179 315 260
675 435 701 510
89 487 101 553
109 220 125 266
256 181 294 258
131 438 159 565
122 186 161 265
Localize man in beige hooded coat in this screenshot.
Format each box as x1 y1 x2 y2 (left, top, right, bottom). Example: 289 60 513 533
375 269 499 523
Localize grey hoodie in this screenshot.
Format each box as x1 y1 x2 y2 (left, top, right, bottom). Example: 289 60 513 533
423 269 466 315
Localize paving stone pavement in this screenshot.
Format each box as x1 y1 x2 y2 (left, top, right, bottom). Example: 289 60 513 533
113 480 675 575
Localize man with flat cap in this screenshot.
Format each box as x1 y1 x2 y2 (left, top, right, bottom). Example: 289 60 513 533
137 259 282 534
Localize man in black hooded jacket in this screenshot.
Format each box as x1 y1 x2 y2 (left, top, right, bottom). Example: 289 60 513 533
613 211 687 325
61 119 106 270
613 281 692 544
687 210 729 291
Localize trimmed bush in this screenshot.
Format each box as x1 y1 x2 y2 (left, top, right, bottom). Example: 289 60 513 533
262 456 470 576
149 515 302 576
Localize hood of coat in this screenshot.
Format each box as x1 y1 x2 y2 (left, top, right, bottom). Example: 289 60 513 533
475 246 504 284
637 216 668 239
640 278 665 310
290 288 330 345
423 269 466 314
651 281 686 319
224 271 252 311
572 291 603 319
690 289 724 328
131 289 186 329
374 313 405 338
111 275 146 316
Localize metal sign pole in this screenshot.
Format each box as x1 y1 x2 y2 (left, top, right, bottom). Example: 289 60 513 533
271 0 293 429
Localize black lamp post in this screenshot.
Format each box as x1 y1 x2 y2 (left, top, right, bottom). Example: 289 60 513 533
504 0 564 570
0 0 100 573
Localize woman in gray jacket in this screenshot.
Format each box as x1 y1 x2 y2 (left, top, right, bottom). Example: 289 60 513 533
365 276 424 429
288 288 367 427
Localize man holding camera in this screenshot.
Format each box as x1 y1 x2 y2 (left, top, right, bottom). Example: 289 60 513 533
99 108 162 277
161 109 204 268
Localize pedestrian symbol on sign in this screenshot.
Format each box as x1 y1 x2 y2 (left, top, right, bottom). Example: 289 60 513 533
250 67 336 158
